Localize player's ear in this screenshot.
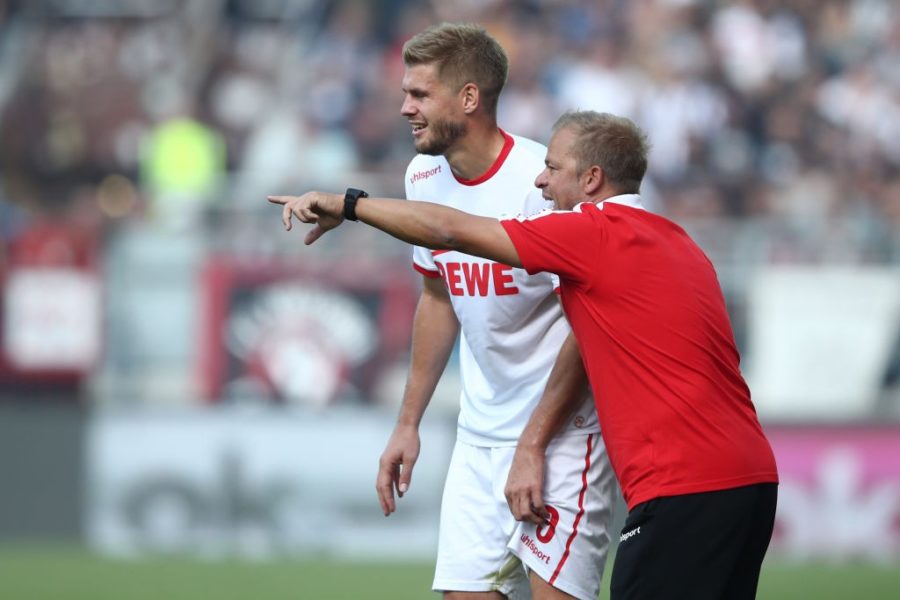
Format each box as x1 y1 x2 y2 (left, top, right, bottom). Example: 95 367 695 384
460 83 479 114
582 165 604 195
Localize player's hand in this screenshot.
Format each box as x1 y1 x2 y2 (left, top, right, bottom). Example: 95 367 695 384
376 424 420 517
267 192 344 244
505 444 550 526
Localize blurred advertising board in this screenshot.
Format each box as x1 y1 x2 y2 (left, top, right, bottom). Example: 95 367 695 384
2 268 101 370
86 408 454 559
198 258 417 407
0 220 101 384
748 267 900 419
768 426 900 561
86 414 900 562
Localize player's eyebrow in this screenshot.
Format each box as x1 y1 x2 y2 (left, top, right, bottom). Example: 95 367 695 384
402 85 428 96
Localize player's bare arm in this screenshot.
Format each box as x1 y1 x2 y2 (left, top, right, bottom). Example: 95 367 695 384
376 275 458 517
505 332 590 525
268 191 523 268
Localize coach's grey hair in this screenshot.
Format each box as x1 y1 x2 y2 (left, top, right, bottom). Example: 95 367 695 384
402 23 509 118
553 111 650 194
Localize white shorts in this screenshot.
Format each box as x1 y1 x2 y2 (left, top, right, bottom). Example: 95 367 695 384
433 433 616 600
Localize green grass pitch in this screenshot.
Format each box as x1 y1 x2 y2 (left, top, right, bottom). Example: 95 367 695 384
1 544 898 599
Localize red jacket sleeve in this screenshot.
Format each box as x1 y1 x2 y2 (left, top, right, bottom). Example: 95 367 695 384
500 206 600 285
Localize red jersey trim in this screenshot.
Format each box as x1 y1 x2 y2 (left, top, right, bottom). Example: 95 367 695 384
431 249 451 256
550 433 593 585
412 262 441 278
453 129 514 186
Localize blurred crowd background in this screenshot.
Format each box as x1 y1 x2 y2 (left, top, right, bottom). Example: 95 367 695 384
1 0 899 580
1 0 897 407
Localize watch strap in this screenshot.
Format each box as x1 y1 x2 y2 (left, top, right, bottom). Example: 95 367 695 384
343 188 368 221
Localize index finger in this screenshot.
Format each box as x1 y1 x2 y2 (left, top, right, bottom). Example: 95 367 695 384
266 195 293 229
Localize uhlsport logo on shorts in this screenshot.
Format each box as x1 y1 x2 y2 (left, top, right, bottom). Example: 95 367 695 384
620 526 641 543
520 533 552 565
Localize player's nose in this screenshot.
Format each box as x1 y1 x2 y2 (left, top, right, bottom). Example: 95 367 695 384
400 97 416 117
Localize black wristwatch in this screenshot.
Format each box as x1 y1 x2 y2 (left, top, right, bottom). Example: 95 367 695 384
343 187 369 221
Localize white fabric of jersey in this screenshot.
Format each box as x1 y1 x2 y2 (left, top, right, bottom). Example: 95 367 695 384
405 133 600 446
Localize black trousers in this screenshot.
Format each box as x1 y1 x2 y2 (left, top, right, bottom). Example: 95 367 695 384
610 483 778 600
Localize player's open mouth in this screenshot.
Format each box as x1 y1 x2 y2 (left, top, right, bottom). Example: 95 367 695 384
411 123 427 137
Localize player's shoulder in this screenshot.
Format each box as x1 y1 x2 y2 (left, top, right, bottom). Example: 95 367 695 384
405 153 444 177
520 188 552 218
509 133 547 162
405 153 451 197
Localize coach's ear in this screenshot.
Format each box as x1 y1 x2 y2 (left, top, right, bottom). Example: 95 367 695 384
582 165 604 195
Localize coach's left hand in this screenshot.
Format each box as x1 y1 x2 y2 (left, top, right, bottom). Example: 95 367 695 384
505 445 550 526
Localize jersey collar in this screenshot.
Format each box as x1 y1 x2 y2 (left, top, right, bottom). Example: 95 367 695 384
453 129 515 186
598 194 644 210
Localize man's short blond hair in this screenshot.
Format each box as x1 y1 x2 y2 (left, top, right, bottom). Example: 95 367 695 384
554 111 650 194
402 23 508 117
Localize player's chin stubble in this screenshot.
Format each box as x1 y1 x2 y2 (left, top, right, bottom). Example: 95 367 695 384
415 118 468 156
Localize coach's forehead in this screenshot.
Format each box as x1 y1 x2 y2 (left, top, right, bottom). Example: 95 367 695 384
548 126 578 160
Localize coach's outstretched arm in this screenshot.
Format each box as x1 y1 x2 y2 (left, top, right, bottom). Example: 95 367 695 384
268 191 523 269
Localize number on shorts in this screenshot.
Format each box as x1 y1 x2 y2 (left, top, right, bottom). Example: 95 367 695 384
536 505 560 543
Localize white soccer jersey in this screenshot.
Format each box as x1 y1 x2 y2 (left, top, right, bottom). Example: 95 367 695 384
406 130 599 446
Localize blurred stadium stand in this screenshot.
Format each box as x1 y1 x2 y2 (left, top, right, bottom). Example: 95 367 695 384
1 0 899 568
